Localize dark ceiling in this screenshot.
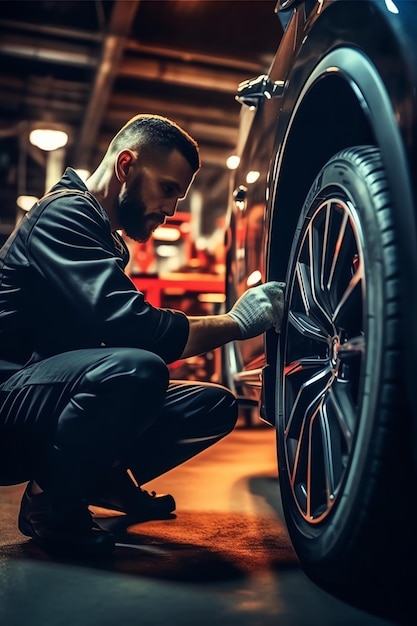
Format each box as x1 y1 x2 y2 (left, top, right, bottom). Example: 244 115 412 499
0 0 280 237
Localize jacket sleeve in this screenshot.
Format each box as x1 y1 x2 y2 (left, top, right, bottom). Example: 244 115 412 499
25 193 189 363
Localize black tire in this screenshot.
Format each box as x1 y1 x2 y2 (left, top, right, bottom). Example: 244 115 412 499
276 146 414 602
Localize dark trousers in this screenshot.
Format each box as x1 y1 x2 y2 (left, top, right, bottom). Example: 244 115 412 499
0 348 238 507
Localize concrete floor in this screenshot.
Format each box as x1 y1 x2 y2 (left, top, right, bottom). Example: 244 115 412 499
0 420 401 626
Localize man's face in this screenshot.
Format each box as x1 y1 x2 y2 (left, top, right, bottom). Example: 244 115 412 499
118 149 195 242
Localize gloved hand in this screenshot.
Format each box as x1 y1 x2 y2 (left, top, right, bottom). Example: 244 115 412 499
227 281 285 339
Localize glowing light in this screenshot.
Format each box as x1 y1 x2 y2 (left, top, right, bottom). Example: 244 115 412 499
156 245 179 257
247 270 262 287
29 129 68 151
197 293 226 303
153 226 181 242
246 170 260 184
16 195 38 211
226 155 240 170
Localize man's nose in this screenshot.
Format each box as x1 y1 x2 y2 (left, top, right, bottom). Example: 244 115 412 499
162 199 178 217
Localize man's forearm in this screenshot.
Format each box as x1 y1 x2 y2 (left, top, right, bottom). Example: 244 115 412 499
180 314 241 359
179 281 285 360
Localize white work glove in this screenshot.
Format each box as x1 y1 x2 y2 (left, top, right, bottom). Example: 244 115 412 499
227 281 285 340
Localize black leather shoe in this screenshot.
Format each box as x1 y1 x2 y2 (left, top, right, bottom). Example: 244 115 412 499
88 468 176 521
18 483 115 556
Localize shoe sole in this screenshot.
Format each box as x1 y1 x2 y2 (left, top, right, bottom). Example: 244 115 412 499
89 495 176 519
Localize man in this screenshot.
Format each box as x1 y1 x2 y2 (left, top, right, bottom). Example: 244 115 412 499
0 114 284 557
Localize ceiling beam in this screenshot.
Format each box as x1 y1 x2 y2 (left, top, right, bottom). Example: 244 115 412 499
107 93 239 127
0 32 254 96
0 33 97 67
73 0 141 168
0 19 269 73
0 19 103 43
119 56 249 94
126 40 268 73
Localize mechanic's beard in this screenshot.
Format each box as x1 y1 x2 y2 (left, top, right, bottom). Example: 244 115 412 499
118 182 153 242
118 196 148 242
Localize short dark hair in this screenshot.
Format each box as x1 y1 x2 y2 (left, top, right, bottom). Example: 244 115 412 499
108 114 200 173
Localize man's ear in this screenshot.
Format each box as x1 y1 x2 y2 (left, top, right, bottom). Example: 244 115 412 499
115 149 136 182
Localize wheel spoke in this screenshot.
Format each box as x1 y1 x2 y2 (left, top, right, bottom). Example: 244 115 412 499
316 384 356 507
328 378 357 444
326 209 349 294
291 256 335 344
296 259 312 317
287 374 358 521
305 213 335 330
319 200 332 292
285 361 332 436
284 361 333 510
288 309 327 343
306 399 334 519
332 252 363 324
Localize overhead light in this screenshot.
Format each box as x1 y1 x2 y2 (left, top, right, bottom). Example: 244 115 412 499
16 195 39 211
226 155 240 170
246 170 260 184
29 128 68 151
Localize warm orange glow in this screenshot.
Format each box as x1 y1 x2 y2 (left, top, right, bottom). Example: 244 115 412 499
153 226 181 241
198 293 226 303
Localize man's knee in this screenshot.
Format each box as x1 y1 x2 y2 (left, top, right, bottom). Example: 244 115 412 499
81 348 169 399
169 381 238 434
70 348 169 434
56 349 169 446
209 384 238 433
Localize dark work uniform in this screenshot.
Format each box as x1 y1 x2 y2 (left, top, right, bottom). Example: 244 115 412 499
0 169 237 506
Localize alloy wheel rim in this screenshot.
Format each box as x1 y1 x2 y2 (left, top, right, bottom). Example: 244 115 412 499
283 196 366 524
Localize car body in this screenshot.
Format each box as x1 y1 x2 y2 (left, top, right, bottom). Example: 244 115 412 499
223 0 417 614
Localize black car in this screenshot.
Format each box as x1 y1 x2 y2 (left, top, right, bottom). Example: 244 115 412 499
223 0 417 607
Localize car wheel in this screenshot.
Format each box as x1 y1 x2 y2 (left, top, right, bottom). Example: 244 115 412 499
276 145 414 595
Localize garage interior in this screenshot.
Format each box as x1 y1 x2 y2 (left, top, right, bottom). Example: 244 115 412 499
0 2 407 625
